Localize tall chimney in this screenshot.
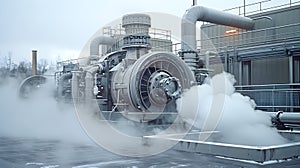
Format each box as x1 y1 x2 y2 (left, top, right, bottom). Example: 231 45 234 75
32 50 37 76
193 0 197 6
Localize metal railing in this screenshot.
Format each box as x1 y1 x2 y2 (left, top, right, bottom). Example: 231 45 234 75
103 26 171 41
223 0 300 16
151 1 300 55
149 28 172 41
199 22 300 53
151 22 300 56
236 83 300 112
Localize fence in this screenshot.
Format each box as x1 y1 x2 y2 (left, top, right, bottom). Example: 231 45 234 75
200 22 300 53
236 83 300 112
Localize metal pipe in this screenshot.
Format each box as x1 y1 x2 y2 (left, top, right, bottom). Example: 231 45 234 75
57 72 72 99
205 51 217 69
71 71 79 102
289 55 294 83
85 65 103 101
32 50 37 76
278 113 300 124
90 36 115 56
269 112 300 124
238 61 242 85
181 6 254 70
268 112 300 130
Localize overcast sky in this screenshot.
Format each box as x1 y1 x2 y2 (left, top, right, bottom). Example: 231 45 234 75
0 0 283 64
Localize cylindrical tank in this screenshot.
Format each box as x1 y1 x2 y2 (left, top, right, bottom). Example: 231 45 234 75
122 14 151 60
122 13 151 35
18 75 47 98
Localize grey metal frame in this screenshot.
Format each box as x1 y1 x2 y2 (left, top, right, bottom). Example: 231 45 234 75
144 131 300 163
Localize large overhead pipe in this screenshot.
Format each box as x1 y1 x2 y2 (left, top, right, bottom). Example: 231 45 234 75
181 6 255 70
89 36 116 56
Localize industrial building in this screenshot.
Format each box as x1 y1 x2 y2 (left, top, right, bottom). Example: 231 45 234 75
199 1 300 112
17 0 300 164
96 1 300 113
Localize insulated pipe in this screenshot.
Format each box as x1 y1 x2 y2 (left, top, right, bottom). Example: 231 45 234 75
269 112 300 124
58 72 72 99
89 36 116 56
71 71 79 102
85 65 103 101
181 6 255 69
18 75 47 98
205 51 218 69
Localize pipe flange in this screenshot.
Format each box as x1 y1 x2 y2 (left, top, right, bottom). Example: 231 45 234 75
159 77 182 100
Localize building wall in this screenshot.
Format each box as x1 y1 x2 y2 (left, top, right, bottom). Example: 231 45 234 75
201 5 300 50
200 5 300 85
250 57 289 85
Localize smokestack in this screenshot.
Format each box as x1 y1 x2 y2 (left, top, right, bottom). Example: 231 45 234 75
193 0 197 6
32 50 37 76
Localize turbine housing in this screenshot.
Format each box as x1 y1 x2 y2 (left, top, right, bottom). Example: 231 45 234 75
111 52 195 121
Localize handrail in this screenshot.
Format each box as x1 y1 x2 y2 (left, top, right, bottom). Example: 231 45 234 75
222 0 300 16
236 89 300 92
235 83 300 112
224 0 271 12
201 22 300 42
199 22 300 52
103 26 172 41
224 0 271 16
235 83 300 88
148 22 300 55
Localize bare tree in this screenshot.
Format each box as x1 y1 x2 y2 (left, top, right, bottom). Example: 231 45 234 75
38 58 48 74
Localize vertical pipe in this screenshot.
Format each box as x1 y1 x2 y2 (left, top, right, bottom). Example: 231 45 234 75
32 50 37 76
272 85 275 112
239 61 242 85
260 2 262 11
289 56 294 83
224 52 228 72
205 51 217 70
72 71 79 103
289 55 294 112
244 0 246 16
205 52 210 69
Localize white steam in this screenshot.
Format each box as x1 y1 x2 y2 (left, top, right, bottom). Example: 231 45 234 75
0 78 91 144
0 72 289 147
177 72 289 146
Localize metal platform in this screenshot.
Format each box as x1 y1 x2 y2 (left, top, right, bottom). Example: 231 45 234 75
143 130 300 164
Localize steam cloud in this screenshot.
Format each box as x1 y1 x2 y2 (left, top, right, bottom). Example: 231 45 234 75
0 77 91 144
177 72 289 146
0 72 289 147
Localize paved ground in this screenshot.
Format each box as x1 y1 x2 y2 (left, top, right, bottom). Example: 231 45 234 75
1 136 300 168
